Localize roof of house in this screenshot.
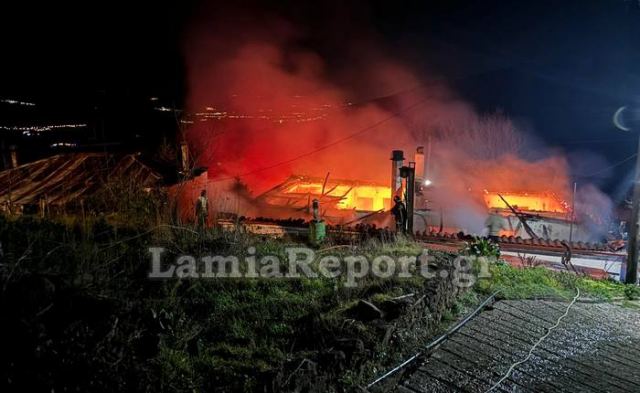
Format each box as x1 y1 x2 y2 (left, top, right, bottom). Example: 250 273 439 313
0 153 161 206
257 174 389 206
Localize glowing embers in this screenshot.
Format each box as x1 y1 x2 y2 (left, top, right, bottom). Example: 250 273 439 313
260 175 392 212
483 191 569 213
284 182 391 211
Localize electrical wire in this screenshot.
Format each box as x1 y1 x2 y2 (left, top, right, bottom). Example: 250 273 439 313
208 96 432 183
576 153 637 179
558 136 636 145
484 288 580 393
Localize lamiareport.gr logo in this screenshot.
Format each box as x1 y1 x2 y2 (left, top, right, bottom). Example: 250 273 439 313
148 247 493 288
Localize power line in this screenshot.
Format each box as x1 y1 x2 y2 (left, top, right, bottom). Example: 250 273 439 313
207 108 638 184
208 96 431 183
186 55 524 137
575 152 637 179
199 59 530 183
558 136 635 145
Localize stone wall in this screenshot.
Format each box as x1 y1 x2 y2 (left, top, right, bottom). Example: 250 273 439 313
274 250 467 392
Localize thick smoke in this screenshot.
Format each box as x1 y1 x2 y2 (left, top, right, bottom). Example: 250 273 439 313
184 5 418 194
183 3 612 236
575 184 614 239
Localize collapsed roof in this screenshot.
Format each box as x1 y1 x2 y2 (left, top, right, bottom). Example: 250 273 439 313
0 153 161 207
257 175 392 212
482 190 570 214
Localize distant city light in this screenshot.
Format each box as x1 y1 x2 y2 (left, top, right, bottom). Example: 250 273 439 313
1 98 36 107
424 179 433 186
188 106 329 124
0 123 87 136
154 106 174 112
50 142 77 148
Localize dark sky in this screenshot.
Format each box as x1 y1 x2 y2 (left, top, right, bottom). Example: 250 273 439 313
1 0 639 198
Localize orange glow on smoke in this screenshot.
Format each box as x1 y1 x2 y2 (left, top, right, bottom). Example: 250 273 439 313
483 191 569 213
182 6 614 235
283 181 392 211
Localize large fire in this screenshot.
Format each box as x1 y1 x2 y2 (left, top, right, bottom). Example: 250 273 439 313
267 180 571 216
284 180 391 211
483 191 569 214
181 3 613 239
260 175 392 212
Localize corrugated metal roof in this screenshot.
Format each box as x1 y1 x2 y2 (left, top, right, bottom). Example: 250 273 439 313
0 153 161 206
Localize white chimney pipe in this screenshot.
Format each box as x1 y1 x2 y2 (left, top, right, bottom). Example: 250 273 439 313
390 150 404 199
414 146 425 182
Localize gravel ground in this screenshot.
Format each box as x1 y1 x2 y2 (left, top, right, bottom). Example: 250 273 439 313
398 299 640 393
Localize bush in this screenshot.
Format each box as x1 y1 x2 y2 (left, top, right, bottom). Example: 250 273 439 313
624 285 640 300
460 237 500 259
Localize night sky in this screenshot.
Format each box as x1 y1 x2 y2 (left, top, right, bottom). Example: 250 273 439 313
1 0 639 199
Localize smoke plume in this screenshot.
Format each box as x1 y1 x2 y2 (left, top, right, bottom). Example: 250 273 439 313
183 2 612 237
184 5 422 194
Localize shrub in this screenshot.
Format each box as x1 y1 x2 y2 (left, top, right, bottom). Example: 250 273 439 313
460 237 500 259
624 285 640 300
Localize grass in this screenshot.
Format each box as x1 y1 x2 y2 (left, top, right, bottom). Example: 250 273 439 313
0 215 454 393
475 261 632 301
3 214 637 392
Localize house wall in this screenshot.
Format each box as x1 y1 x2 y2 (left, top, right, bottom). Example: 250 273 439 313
167 172 261 225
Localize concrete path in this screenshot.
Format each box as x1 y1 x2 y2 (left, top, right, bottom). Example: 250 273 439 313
399 299 640 393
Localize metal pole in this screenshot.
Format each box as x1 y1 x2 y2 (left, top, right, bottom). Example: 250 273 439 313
426 136 432 179
568 182 577 243
406 163 415 235
625 136 640 284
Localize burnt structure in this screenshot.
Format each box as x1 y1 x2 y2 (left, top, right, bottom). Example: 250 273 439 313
0 153 161 215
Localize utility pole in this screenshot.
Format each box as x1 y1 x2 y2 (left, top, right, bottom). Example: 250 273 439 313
625 135 640 284
623 1 640 284
426 135 432 178
400 163 416 235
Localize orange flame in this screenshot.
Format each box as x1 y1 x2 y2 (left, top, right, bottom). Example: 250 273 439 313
483 191 568 214
283 181 392 211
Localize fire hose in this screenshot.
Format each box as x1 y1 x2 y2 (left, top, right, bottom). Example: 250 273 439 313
484 288 580 392
365 290 501 391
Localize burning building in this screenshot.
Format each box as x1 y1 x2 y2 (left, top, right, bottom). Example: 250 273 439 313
259 175 391 211
483 191 570 215
480 190 585 241
207 144 596 242
175 2 616 243
256 174 392 224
